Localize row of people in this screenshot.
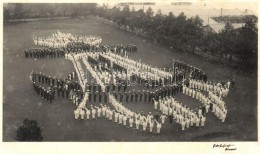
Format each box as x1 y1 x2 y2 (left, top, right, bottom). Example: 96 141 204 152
173 59 207 82
103 52 174 80
30 71 81 92
32 82 54 103
33 31 101 48
189 79 230 98
182 85 227 122
109 94 163 133
154 96 206 130
87 51 185 87
65 42 138 56
99 52 185 86
24 47 65 58
74 104 162 133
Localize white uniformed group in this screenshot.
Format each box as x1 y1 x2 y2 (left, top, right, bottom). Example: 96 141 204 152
189 79 230 98
33 31 102 48
102 51 173 82
183 79 229 122
154 96 206 130
85 51 176 87
74 101 162 133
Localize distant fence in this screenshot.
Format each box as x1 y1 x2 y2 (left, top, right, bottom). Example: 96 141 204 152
7 17 71 22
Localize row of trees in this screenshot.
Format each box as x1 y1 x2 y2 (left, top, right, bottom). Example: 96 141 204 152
95 5 257 68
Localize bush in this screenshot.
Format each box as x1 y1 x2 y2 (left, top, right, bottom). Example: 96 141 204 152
15 118 43 141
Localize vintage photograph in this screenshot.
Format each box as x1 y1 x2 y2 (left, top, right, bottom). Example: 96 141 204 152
2 1 258 142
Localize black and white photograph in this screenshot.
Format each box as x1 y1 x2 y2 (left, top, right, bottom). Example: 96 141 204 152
1 0 258 147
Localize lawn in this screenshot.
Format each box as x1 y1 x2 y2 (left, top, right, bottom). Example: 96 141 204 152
3 16 257 141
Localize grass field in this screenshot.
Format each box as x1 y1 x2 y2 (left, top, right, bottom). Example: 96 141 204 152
3 16 257 141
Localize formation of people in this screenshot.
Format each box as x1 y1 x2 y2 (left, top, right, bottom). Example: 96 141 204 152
174 59 207 82
33 31 102 48
154 96 206 130
26 32 233 134
66 50 228 132
183 86 227 122
74 103 163 133
24 47 65 58
30 71 83 104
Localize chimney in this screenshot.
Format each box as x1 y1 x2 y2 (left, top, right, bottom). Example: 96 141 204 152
221 8 223 16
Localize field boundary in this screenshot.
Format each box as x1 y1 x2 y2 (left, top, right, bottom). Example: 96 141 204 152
7 17 71 22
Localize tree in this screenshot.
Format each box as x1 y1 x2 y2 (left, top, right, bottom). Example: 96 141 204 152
146 7 154 18
218 22 236 62
4 7 11 21
235 19 257 65
184 15 204 52
13 3 24 19
15 119 43 141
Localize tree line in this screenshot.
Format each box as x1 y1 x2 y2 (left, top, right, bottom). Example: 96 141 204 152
95 5 257 69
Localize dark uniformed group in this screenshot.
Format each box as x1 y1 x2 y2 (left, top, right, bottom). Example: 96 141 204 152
109 44 137 54
173 60 207 82
66 42 137 55
25 42 137 59
30 71 83 103
24 47 65 59
86 84 183 104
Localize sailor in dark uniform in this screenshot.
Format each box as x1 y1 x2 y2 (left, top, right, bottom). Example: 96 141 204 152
125 92 129 103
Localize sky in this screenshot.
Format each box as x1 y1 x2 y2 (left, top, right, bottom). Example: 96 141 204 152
97 0 258 15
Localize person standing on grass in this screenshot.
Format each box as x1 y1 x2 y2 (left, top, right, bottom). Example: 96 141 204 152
91 106 96 119
135 118 140 130
149 120 154 133
153 99 158 110
142 119 147 131
85 107 90 120
79 108 85 120
109 109 113 120
155 120 162 133
160 114 166 124
181 119 186 130
101 105 106 117
201 116 206 126
129 116 134 128
114 111 119 123
74 108 79 120
96 106 101 118
195 116 200 127
123 114 127 126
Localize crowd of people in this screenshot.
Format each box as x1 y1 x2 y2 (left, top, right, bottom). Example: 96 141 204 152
71 53 165 133
30 70 83 103
85 51 186 89
154 96 206 130
183 83 227 122
74 103 163 133
68 50 223 131
24 47 65 58
26 32 233 134
33 31 102 48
